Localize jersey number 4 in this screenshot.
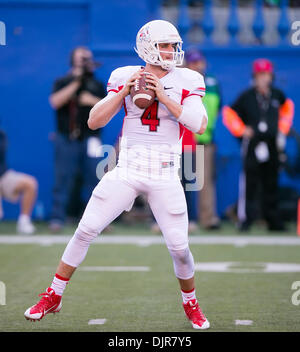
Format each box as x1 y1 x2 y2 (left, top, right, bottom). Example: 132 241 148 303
141 100 159 132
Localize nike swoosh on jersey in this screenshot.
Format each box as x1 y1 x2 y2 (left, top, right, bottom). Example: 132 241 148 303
164 87 173 90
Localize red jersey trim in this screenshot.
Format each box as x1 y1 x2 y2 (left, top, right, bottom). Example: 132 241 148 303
107 85 124 94
179 89 191 140
107 88 119 93
180 89 190 105
187 93 204 98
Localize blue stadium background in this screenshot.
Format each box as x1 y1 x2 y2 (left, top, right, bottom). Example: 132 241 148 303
0 0 299 220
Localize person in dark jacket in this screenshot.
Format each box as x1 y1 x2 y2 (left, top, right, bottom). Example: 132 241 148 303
223 58 294 232
49 47 106 231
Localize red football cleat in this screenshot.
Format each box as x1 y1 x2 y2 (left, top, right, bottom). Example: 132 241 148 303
24 287 62 321
183 299 210 330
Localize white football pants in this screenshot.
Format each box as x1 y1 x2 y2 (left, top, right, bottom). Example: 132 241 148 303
62 166 195 280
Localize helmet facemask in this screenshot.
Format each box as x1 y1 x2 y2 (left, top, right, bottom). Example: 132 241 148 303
155 41 184 70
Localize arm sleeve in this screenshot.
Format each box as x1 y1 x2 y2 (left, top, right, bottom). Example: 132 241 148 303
279 98 294 135
222 93 247 138
177 72 207 134
222 106 246 138
178 94 208 134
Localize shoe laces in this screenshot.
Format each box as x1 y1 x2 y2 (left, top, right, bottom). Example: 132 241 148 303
186 300 206 322
35 289 55 310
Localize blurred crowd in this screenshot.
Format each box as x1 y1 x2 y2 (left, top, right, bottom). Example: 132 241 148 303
0 46 297 234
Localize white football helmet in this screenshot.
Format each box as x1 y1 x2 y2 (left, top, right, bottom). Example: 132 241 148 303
135 20 184 71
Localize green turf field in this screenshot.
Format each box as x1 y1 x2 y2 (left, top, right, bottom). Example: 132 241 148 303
0 221 300 332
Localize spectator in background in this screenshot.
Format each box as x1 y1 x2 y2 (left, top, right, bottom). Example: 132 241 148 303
0 129 38 234
223 58 294 232
185 49 221 230
49 46 106 232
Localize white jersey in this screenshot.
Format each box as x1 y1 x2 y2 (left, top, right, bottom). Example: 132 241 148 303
106 65 206 175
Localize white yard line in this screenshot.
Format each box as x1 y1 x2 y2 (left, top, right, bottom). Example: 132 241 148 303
88 319 107 325
80 266 150 272
194 262 300 273
235 320 253 326
0 234 299 246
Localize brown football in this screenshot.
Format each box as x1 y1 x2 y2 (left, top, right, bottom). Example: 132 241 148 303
130 73 156 109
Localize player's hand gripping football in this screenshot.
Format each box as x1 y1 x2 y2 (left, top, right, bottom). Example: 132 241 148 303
120 68 145 98
144 72 167 104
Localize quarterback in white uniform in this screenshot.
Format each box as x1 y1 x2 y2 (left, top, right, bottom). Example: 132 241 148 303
24 20 210 330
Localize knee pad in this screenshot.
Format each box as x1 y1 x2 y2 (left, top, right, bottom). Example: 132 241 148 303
78 219 99 242
163 227 188 253
61 227 96 268
168 246 195 280
75 225 97 247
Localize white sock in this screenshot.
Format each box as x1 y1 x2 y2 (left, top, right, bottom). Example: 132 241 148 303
181 288 196 304
50 274 69 296
18 214 31 223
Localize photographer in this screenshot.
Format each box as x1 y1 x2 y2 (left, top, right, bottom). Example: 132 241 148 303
49 46 106 231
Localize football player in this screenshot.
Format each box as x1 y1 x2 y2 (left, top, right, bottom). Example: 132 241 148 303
24 20 210 330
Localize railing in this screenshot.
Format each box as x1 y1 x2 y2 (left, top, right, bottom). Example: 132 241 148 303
150 0 300 47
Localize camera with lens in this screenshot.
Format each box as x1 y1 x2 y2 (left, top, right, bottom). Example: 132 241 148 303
81 57 100 81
